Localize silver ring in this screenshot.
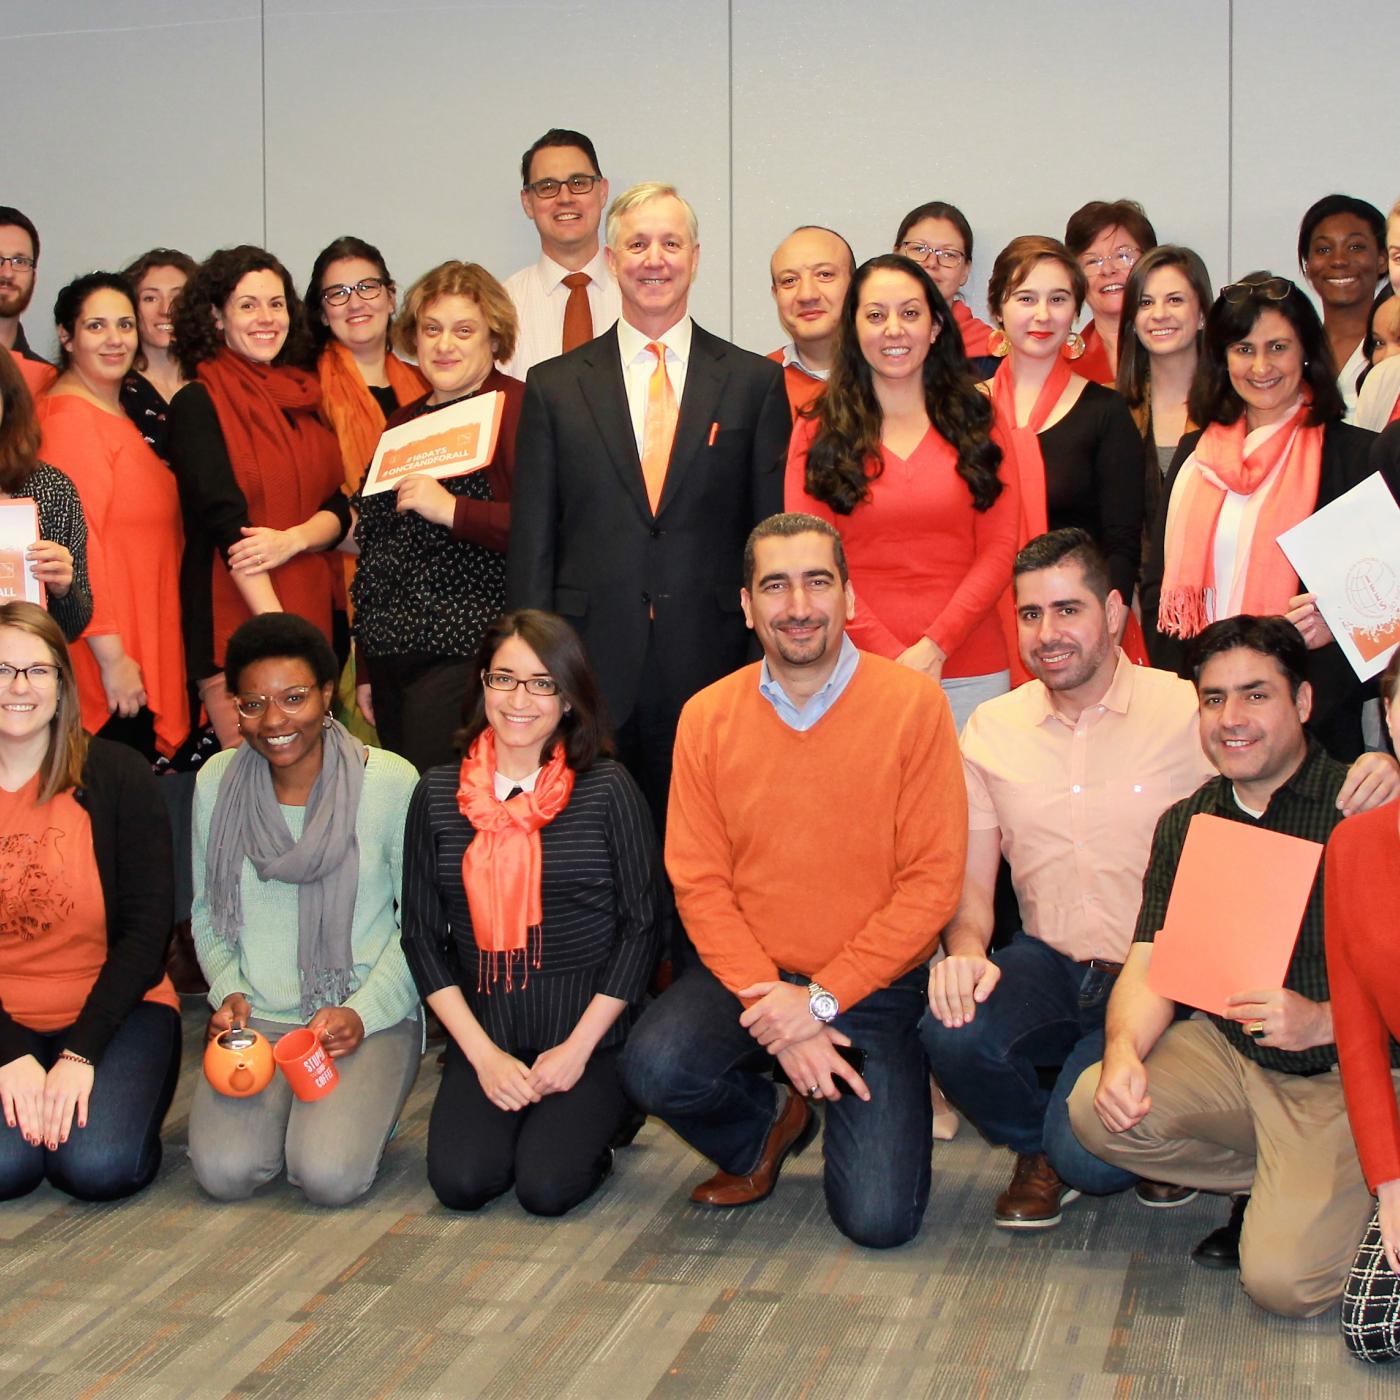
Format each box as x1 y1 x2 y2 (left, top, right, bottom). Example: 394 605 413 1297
809 1084 820 1095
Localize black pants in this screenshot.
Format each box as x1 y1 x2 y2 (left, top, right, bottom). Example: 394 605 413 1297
367 653 476 774
427 1042 626 1217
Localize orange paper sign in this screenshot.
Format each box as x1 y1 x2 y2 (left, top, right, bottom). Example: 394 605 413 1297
1147 813 1323 1016
361 390 504 497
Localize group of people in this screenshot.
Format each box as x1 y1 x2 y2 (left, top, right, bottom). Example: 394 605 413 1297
3 125 1400 1364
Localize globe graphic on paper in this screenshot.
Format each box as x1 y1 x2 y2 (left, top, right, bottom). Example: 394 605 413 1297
1345 558 1400 622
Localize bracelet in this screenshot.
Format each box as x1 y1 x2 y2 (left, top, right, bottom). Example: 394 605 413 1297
58 1050 92 1066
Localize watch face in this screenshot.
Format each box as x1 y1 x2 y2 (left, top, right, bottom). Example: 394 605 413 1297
810 990 838 1021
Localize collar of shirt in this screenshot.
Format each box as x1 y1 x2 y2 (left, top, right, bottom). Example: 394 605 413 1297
1030 647 1137 730
757 633 860 732
617 316 693 453
493 766 541 801
536 245 612 297
1206 737 1338 823
777 343 829 381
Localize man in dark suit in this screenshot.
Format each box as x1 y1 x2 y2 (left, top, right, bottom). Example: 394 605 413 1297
507 181 791 836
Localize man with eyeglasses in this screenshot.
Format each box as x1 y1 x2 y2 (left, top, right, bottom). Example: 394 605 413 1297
0 206 56 397
502 129 621 379
767 226 855 412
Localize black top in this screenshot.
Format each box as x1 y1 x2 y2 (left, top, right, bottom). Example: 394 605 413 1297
166 381 353 679
0 738 173 1067
1039 381 1145 605
367 383 398 418
11 461 93 641
400 758 660 1054
12 323 52 369
1136 740 1400 1076
120 371 173 461
1141 420 1392 761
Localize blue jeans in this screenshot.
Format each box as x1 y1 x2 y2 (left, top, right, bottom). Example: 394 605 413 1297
920 932 1135 1195
621 962 932 1248
0 1001 181 1202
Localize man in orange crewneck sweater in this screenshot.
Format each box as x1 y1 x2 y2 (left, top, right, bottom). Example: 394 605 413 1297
620 512 966 1248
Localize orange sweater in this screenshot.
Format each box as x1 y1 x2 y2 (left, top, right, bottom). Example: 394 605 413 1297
667 653 966 1010
1324 800 1400 1191
767 348 826 414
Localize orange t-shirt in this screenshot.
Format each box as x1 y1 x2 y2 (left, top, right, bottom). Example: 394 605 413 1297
0 775 176 1031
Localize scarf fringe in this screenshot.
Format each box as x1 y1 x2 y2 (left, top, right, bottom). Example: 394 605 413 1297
1158 585 1213 640
300 967 354 1021
476 922 545 995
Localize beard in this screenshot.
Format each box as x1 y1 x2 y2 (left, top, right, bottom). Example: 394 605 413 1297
0 279 34 319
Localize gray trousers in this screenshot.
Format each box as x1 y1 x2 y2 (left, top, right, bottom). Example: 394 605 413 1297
189 1014 422 1207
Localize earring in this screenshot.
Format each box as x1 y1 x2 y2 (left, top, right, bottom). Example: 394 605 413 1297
322 713 332 730
988 328 1010 358
1062 331 1086 362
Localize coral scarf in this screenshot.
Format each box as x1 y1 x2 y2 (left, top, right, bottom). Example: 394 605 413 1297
197 349 344 664
953 302 993 361
457 729 576 991
317 341 427 497
1075 320 1116 386
1157 400 1321 639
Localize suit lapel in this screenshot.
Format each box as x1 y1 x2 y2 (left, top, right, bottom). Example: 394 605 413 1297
660 322 726 515
576 327 651 519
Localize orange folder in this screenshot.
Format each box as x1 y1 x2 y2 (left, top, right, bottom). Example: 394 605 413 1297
1147 813 1323 1017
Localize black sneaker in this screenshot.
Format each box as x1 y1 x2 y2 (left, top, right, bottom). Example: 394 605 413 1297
1190 1194 1248 1269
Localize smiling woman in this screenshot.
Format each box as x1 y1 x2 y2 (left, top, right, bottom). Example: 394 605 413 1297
1063 199 1159 386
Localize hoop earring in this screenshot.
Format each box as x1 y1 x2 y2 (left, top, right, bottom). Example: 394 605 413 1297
322 713 332 730
1062 331 1086 362
988 328 1010 358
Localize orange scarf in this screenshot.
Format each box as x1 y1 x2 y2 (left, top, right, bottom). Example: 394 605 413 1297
457 729 576 992
317 341 427 496
1076 320 1115 386
953 302 993 361
1157 400 1321 639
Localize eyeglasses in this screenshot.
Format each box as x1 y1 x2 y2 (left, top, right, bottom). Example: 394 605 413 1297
0 661 58 688
1220 277 1293 304
1079 247 1140 275
0 255 36 272
483 671 560 696
234 686 316 719
896 242 967 270
524 174 600 200
321 278 386 307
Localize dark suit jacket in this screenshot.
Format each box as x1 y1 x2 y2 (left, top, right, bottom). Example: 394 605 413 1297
506 321 791 728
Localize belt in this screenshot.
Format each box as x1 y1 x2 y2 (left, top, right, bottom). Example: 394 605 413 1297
1079 958 1122 974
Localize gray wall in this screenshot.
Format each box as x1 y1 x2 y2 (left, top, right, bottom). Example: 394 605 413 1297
6 0 1395 360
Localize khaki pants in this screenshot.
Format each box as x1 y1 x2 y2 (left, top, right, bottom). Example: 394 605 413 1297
1068 1017 1373 1318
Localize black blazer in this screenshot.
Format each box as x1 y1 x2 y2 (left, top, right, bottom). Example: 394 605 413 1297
1142 420 1394 760
505 322 790 727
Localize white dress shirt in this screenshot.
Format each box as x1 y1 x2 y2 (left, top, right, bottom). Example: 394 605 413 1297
615 316 693 456
501 246 620 379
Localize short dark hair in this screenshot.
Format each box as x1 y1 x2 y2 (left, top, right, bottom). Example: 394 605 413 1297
1189 271 1345 428
223 613 338 693
305 235 396 353
1013 528 1111 603
987 235 1087 319
743 512 849 588
457 610 611 771
894 201 974 263
52 271 136 371
0 206 40 262
1188 614 1309 700
1063 199 1158 259
520 129 602 187
1297 194 1386 271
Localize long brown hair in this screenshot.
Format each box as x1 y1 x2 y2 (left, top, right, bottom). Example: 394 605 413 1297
0 601 88 801
0 350 41 494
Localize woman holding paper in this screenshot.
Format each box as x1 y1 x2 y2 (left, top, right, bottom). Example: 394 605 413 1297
187 613 421 1206
1142 272 1384 759
0 351 89 641
167 246 349 750
37 272 188 762
0 601 181 1202
1329 651 1400 1361
350 260 523 772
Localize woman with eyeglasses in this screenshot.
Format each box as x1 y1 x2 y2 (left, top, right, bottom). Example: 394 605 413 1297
1063 200 1158 386
401 609 658 1217
187 613 421 1206
1143 273 1392 759
349 261 523 772
167 246 350 750
36 273 188 764
1116 246 1213 541
0 601 181 1203
120 248 197 461
893 201 996 377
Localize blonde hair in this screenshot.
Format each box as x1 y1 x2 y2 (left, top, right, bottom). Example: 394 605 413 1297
606 183 699 249
393 261 518 366
0 601 87 802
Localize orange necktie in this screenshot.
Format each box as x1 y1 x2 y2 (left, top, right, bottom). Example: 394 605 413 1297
561 272 592 352
641 341 677 513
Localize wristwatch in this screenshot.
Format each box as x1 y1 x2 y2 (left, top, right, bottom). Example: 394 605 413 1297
808 981 839 1023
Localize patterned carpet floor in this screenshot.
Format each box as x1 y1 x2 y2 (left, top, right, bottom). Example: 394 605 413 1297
0 1003 1393 1399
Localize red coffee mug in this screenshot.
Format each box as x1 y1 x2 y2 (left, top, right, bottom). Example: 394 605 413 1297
273 1026 340 1102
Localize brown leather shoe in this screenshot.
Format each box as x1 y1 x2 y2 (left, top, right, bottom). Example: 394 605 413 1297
1135 1179 1199 1208
689 1088 816 1207
994 1151 1080 1229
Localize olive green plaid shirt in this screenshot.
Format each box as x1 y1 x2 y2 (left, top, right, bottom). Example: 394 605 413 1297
1135 739 1393 1075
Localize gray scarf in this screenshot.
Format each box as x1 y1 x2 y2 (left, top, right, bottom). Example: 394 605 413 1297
206 718 365 1017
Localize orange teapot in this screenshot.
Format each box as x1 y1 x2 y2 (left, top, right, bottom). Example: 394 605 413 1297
203 1024 275 1097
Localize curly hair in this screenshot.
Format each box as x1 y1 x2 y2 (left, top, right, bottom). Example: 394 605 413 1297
0 349 41 493
802 254 1002 515
169 245 314 377
393 260 518 367
305 235 397 354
